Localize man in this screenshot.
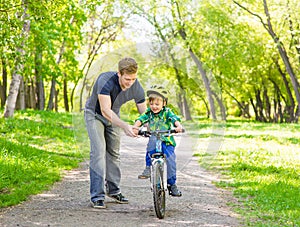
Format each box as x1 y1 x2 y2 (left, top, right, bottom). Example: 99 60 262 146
84 57 146 209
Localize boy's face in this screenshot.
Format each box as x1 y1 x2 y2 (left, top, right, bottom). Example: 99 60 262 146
149 98 164 114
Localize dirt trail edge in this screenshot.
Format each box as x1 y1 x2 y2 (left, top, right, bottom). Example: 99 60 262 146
0 133 241 227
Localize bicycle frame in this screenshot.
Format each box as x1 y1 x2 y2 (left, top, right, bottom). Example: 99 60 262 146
138 129 177 219
149 132 167 191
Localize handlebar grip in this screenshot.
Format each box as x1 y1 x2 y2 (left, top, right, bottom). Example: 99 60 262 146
138 130 151 137
171 128 185 133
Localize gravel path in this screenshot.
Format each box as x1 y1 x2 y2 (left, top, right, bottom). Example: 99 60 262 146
0 133 241 227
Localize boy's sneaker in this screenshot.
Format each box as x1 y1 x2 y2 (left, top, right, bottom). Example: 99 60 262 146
138 166 151 179
167 184 182 197
92 200 106 209
107 193 129 204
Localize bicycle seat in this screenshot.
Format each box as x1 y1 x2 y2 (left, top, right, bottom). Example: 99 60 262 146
151 153 165 158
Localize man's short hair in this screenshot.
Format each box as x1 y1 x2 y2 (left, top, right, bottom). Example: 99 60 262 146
118 57 138 75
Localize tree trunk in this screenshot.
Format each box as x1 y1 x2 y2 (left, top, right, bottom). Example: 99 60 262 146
177 91 192 121
17 76 26 110
273 59 295 121
47 38 65 111
3 0 30 118
250 97 259 121
255 89 266 122
263 88 271 121
55 89 59 112
182 93 192 120
212 91 226 121
35 45 45 110
0 58 7 108
47 78 56 111
188 49 217 120
63 75 69 112
270 78 284 123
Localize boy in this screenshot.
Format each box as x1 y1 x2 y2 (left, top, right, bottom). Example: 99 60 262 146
133 85 183 197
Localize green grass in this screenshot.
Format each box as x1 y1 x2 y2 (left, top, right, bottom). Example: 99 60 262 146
1 110 299 226
0 109 89 208
186 119 300 226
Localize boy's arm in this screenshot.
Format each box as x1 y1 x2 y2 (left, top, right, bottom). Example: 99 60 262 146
133 120 142 128
166 108 182 132
174 120 183 132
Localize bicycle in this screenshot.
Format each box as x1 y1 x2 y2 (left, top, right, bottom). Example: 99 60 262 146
138 128 184 219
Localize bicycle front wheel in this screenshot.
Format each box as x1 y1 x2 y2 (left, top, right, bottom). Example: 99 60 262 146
152 161 166 219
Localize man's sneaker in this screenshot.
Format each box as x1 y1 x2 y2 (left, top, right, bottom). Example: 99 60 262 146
92 200 106 209
167 184 182 197
138 166 151 179
107 193 129 204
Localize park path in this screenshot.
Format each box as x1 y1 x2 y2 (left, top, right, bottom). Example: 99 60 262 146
0 133 241 227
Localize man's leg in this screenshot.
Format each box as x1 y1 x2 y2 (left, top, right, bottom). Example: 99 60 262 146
105 125 121 195
85 111 106 203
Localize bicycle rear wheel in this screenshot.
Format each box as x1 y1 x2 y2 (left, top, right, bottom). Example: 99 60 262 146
152 161 166 219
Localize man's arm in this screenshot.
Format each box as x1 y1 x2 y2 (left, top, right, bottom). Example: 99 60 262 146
98 94 136 137
136 101 147 114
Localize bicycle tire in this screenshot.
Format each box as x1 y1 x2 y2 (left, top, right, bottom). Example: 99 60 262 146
152 161 166 219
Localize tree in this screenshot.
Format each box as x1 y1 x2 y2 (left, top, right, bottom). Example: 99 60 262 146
128 1 193 120
234 0 300 122
4 0 30 118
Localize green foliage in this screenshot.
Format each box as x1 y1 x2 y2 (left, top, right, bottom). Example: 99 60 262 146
0 110 87 208
1 0 300 120
191 119 300 226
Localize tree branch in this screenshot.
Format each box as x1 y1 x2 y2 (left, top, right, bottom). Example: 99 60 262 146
233 0 269 31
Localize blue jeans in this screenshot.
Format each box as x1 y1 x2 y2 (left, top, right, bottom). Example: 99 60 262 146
84 110 121 202
145 139 177 186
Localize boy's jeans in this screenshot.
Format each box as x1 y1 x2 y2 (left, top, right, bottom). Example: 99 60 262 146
146 138 177 186
84 110 121 202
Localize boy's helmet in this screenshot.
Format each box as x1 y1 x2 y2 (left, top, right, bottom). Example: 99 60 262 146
147 85 168 104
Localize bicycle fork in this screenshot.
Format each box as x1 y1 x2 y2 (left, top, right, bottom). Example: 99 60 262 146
149 139 167 192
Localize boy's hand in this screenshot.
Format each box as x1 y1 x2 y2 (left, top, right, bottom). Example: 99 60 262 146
175 125 183 133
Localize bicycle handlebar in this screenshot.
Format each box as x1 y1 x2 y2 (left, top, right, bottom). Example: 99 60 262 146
138 128 185 137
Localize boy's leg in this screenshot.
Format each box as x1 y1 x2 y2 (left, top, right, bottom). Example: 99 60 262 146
163 143 182 197
138 151 151 179
163 144 176 185
138 137 155 179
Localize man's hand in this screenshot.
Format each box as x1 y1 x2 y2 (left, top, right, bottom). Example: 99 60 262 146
124 124 138 137
132 126 140 136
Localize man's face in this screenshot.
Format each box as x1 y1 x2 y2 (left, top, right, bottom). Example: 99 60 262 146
118 72 137 90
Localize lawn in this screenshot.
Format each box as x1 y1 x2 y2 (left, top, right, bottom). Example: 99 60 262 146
186 119 300 227
0 110 88 208
1 110 299 227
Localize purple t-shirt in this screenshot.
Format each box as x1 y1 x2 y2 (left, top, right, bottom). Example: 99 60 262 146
85 72 145 116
